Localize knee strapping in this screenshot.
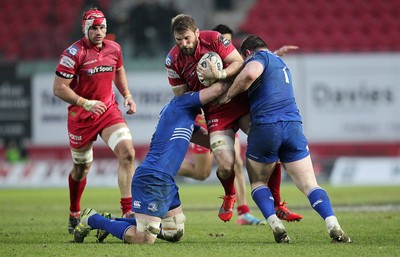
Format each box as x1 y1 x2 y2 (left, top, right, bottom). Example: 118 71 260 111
136 219 161 238
107 127 132 151
161 213 186 242
71 149 93 164
210 134 234 151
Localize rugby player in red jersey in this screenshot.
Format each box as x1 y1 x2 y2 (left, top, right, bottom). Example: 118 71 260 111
53 7 136 233
166 14 246 222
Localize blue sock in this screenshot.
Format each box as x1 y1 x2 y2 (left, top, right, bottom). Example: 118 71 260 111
88 214 136 241
115 217 137 225
308 187 334 219
251 185 275 219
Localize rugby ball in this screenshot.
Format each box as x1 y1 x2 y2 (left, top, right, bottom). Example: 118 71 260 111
197 52 223 86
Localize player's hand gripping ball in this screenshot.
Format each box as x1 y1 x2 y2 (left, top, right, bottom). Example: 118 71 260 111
197 52 223 87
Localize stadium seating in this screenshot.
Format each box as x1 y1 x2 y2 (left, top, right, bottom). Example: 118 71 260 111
238 0 400 52
0 0 110 61
3 0 398 60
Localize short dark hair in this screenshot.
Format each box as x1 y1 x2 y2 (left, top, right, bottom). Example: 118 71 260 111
239 35 268 55
212 24 233 35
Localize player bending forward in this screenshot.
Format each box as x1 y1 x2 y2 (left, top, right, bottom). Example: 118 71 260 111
73 82 229 244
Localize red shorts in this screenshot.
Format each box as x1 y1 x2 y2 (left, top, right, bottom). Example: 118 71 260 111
67 102 126 149
203 92 249 133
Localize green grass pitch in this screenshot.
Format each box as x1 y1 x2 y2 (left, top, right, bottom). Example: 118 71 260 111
0 184 399 257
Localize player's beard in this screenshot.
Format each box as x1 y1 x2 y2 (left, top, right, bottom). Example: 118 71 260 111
180 39 198 55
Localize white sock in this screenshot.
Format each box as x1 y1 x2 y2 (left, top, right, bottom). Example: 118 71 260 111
325 215 340 233
267 214 285 231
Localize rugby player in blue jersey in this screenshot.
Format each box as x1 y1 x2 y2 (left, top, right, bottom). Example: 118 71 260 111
219 35 352 244
73 81 228 244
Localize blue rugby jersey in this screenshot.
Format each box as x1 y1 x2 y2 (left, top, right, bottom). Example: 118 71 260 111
245 50 302 124
139 91 202 176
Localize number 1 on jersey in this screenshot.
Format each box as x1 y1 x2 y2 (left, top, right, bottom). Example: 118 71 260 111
282 67 289 84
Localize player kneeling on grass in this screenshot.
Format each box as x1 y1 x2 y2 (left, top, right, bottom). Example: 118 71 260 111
73 81 230 244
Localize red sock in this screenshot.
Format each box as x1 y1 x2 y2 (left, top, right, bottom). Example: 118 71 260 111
68 174 86 215
120 197 132 215
268 163 282 207
217 171 236 196
237 205 250 215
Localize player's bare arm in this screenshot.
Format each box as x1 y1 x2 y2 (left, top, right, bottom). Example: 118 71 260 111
171 84 189 96
274 45 299 56
220 61 263 104
53 75 107 115
199 81 229 104
114 66 136 114
191 126 210 148
196 49 243 81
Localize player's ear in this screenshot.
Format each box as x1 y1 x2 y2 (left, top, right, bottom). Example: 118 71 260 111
243 49 252 58
195 28 200 37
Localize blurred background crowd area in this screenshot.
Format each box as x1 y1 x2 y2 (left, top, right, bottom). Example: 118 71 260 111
1 0 399 63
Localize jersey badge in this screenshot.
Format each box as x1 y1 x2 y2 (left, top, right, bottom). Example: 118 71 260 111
218 35 230 47
60 55 75 68
67 45 78 56
165 54 172 66
147 202 158 212
167 68 180 79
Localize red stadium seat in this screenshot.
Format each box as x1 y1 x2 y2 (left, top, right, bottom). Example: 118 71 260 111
238 0 400 52
0 0 112 60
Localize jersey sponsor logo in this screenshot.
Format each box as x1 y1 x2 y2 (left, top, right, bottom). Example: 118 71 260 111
219 35 230 47
166 68 180 79
56 71 74 79
87 66 114 75
83 59 97 65
248 153 259 160
67 45 78 56
60 55 75 68
206 118 218 125
312 199 323 208
206 118 218 129
133 200 141 209
165 54 172 66
147 202 158 212
69 133 82 141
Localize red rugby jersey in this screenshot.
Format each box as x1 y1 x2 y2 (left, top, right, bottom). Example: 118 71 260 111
55 37 123 120
165 30 234 92
165 30 249 123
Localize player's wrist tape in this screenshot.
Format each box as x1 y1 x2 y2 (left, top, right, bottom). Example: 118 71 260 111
218 69 227 80
76 97 87 107
122 89 131 98
124 93 132 106
82 100 97 111
76 97 98 111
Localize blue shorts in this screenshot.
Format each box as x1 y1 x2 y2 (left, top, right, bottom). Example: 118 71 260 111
131 167 181 219
246 121 310 163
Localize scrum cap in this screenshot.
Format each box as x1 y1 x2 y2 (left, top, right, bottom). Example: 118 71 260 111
82 9 107 35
